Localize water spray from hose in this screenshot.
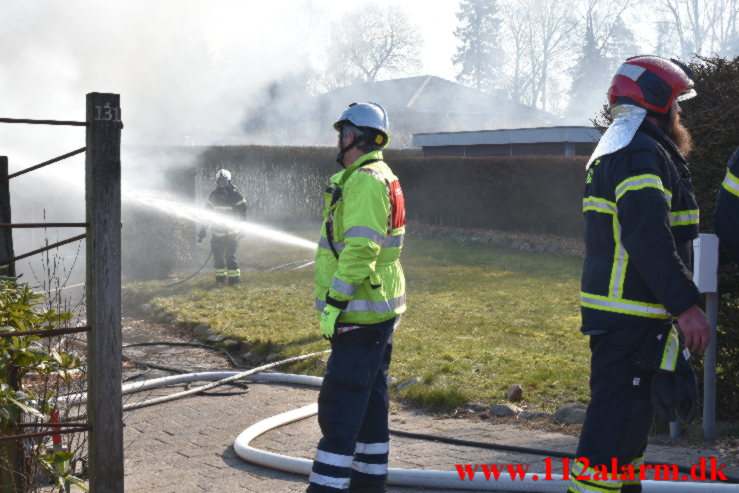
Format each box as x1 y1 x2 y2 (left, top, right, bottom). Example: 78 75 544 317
123 188 317 251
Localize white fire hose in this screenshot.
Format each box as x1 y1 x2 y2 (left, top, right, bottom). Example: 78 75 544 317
58 362 736 492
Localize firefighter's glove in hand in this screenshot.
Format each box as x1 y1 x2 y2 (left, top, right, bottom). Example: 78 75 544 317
320 305 342 340
197 229 206 243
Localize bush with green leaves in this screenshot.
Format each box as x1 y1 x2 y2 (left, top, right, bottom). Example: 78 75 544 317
0 280 84 492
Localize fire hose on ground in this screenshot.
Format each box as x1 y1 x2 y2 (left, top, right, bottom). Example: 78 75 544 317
51 346 739 492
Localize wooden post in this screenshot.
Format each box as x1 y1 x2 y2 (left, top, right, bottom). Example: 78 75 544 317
85 92 123 492
0 156 15 277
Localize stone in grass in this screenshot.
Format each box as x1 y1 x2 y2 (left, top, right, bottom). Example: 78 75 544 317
206 334 225 344
193 324 211 338
490 403 522 417
507 384 523 402
396 377 421 391
519 410 553 421
554 403 588 424
222 339 239 349
464 402 488 414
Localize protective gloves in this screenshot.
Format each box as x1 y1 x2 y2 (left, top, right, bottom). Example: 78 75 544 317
320 305 342 340
197 228 206 243
651 326 699 423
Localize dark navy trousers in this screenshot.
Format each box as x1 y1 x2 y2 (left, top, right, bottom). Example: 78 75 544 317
307 318 396 493
211 235 239 284
570 325 665 493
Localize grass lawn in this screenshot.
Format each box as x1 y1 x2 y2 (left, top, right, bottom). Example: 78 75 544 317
123 234 590 412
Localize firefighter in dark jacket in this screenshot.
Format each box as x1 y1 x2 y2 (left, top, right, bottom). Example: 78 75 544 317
570 56 711 493
715 147 739 262
198 169 247 285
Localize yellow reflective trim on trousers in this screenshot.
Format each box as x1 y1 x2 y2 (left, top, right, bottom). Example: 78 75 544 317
723 169 739 197
622 456 644 485
583 196 617 214
669 209 699 226
568 464 622 493
609 215 628 298
581 292 669 319
615 174 671 203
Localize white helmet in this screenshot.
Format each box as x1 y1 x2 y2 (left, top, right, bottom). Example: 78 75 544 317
333 102 390 148
216 169 231 187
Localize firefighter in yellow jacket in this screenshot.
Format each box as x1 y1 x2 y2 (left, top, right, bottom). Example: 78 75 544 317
308 102 406 493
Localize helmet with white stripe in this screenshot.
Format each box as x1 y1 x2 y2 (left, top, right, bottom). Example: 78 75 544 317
608 55 696 114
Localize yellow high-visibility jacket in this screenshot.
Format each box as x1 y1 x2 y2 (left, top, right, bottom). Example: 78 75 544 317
314 150 406 325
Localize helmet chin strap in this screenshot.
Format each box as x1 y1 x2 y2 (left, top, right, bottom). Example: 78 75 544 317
336 132 365 168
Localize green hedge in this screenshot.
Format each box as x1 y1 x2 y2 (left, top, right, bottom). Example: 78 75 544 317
192 145 585 236
392 156 585 236
682 56 739 419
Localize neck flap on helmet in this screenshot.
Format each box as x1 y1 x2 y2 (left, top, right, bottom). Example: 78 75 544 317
586 105 648 169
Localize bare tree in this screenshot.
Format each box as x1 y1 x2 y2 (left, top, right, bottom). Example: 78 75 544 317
328 7 422 84
502 2 531 104
523 0 579 111
581 0 635 61
655 0 739 58
566 0 637 118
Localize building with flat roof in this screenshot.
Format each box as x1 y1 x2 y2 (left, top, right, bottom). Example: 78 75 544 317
413 126 602 157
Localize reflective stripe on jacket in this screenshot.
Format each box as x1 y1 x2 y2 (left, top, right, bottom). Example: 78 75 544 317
206 185 247 236
715 146 739 261
314 150 406 325
580 122 699 333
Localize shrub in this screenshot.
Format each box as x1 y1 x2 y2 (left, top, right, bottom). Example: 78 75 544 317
682 56 739 420
0 280 84 492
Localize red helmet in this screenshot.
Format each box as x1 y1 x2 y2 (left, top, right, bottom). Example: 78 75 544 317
607 55 696 114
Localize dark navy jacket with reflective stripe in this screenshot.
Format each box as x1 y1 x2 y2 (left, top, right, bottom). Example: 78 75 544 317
206 185 247 236
715 146 739 262
581 121 700 334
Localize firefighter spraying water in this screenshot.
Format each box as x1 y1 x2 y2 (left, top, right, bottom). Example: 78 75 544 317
197 169 248 285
